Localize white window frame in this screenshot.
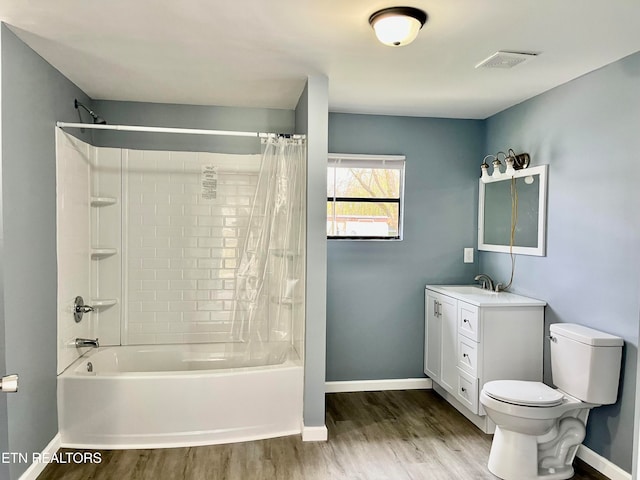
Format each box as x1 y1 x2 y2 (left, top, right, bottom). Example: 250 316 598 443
327 153 406 241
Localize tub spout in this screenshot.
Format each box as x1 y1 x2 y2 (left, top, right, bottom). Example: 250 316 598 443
75 338 99 348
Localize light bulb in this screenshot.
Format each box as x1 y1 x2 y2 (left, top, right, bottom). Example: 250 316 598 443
504 158 516 176
492 159 503 179
480 163 490 183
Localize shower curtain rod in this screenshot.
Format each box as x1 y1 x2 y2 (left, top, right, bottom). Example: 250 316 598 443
56 122 305 139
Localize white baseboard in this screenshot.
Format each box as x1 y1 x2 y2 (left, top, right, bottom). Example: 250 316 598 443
325 378 432 393
301 425 328 442
577 444 631 480
18 433 61 480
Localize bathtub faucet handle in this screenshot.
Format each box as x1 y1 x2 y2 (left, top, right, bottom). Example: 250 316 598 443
74 296 95 322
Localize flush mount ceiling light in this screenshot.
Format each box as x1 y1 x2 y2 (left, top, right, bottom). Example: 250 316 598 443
369 7 428 47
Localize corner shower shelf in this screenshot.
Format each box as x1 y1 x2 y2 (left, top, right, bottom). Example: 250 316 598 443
91 248 118 259
91 299 118 308
90 196 117 207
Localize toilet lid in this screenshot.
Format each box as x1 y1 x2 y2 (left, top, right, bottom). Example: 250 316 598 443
483 380 564 407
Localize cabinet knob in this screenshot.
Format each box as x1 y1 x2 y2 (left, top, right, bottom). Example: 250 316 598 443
461 387 466 393
463 353 468 358
463 319 469 323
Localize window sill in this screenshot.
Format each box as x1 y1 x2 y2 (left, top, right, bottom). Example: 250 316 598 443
328 236 402 241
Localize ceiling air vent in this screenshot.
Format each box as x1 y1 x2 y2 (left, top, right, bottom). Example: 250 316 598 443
475 51 538 69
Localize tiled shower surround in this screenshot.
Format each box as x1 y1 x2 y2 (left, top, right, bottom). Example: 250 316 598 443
58 129 282 347
57 130 305 374
123 150 261 344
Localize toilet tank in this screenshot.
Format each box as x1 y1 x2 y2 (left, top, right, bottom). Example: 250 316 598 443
550 323 623 405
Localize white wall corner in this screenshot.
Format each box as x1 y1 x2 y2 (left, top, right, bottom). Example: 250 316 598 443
18 433 61 480
325 378 433 393
302 425 328 442
577 444 631 480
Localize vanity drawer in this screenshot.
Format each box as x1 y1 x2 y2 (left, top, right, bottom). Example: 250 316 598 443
456 368 479 414
457 335 478 376
458 303 479 341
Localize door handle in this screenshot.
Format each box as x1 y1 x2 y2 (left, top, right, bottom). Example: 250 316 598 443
0 374 18 393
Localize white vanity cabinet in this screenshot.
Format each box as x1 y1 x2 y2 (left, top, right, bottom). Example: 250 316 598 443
424 285 545 433
424 291 457 391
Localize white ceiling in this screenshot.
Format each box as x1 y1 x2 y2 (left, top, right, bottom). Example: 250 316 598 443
1 0 639 119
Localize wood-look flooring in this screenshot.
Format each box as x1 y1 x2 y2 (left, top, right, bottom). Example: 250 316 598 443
39 390 609 480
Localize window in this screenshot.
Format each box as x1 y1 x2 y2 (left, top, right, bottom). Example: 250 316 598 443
327 153 405 240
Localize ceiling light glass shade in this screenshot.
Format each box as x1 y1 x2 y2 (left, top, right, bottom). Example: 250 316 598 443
369 7 427 47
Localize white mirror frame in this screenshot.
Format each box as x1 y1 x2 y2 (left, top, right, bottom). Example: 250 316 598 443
478 164 548 256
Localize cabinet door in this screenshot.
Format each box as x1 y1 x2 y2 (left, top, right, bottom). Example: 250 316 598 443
424 291 441 382
439 295 458 392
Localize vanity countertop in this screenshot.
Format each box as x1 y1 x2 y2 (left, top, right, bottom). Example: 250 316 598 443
425 285 546 307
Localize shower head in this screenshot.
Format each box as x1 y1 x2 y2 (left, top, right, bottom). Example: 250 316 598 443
74 99 107 125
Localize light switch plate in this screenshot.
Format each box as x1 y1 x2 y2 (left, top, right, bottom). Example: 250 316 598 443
464 248 474 263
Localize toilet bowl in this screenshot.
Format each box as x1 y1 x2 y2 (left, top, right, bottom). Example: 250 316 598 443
481 380 593 480
479 323 623 480
480 380 598 480
480 381 589 434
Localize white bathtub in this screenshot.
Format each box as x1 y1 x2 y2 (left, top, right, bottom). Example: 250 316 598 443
58 342 303 449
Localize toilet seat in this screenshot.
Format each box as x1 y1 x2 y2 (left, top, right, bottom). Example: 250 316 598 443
483 380 564 407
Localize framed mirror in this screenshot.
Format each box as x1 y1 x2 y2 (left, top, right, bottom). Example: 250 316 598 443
478 164 548 256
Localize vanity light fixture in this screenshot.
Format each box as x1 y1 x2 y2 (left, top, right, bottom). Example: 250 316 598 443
481 150 531 183
369 7 428 47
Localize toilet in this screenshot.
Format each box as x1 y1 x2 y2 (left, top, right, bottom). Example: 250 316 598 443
479 323 623 480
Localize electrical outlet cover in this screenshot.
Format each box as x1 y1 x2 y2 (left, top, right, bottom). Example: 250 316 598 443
464 248 474 263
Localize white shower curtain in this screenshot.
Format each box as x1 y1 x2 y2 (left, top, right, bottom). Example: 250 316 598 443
231 136 306 347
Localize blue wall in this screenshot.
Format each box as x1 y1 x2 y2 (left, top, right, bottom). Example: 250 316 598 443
92 100 294 153
327 113 484 381
481 51 640 472
1 24 93 479
296 77 329 429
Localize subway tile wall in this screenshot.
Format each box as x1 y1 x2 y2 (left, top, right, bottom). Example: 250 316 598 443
59 136 304 350
123 150 261 344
